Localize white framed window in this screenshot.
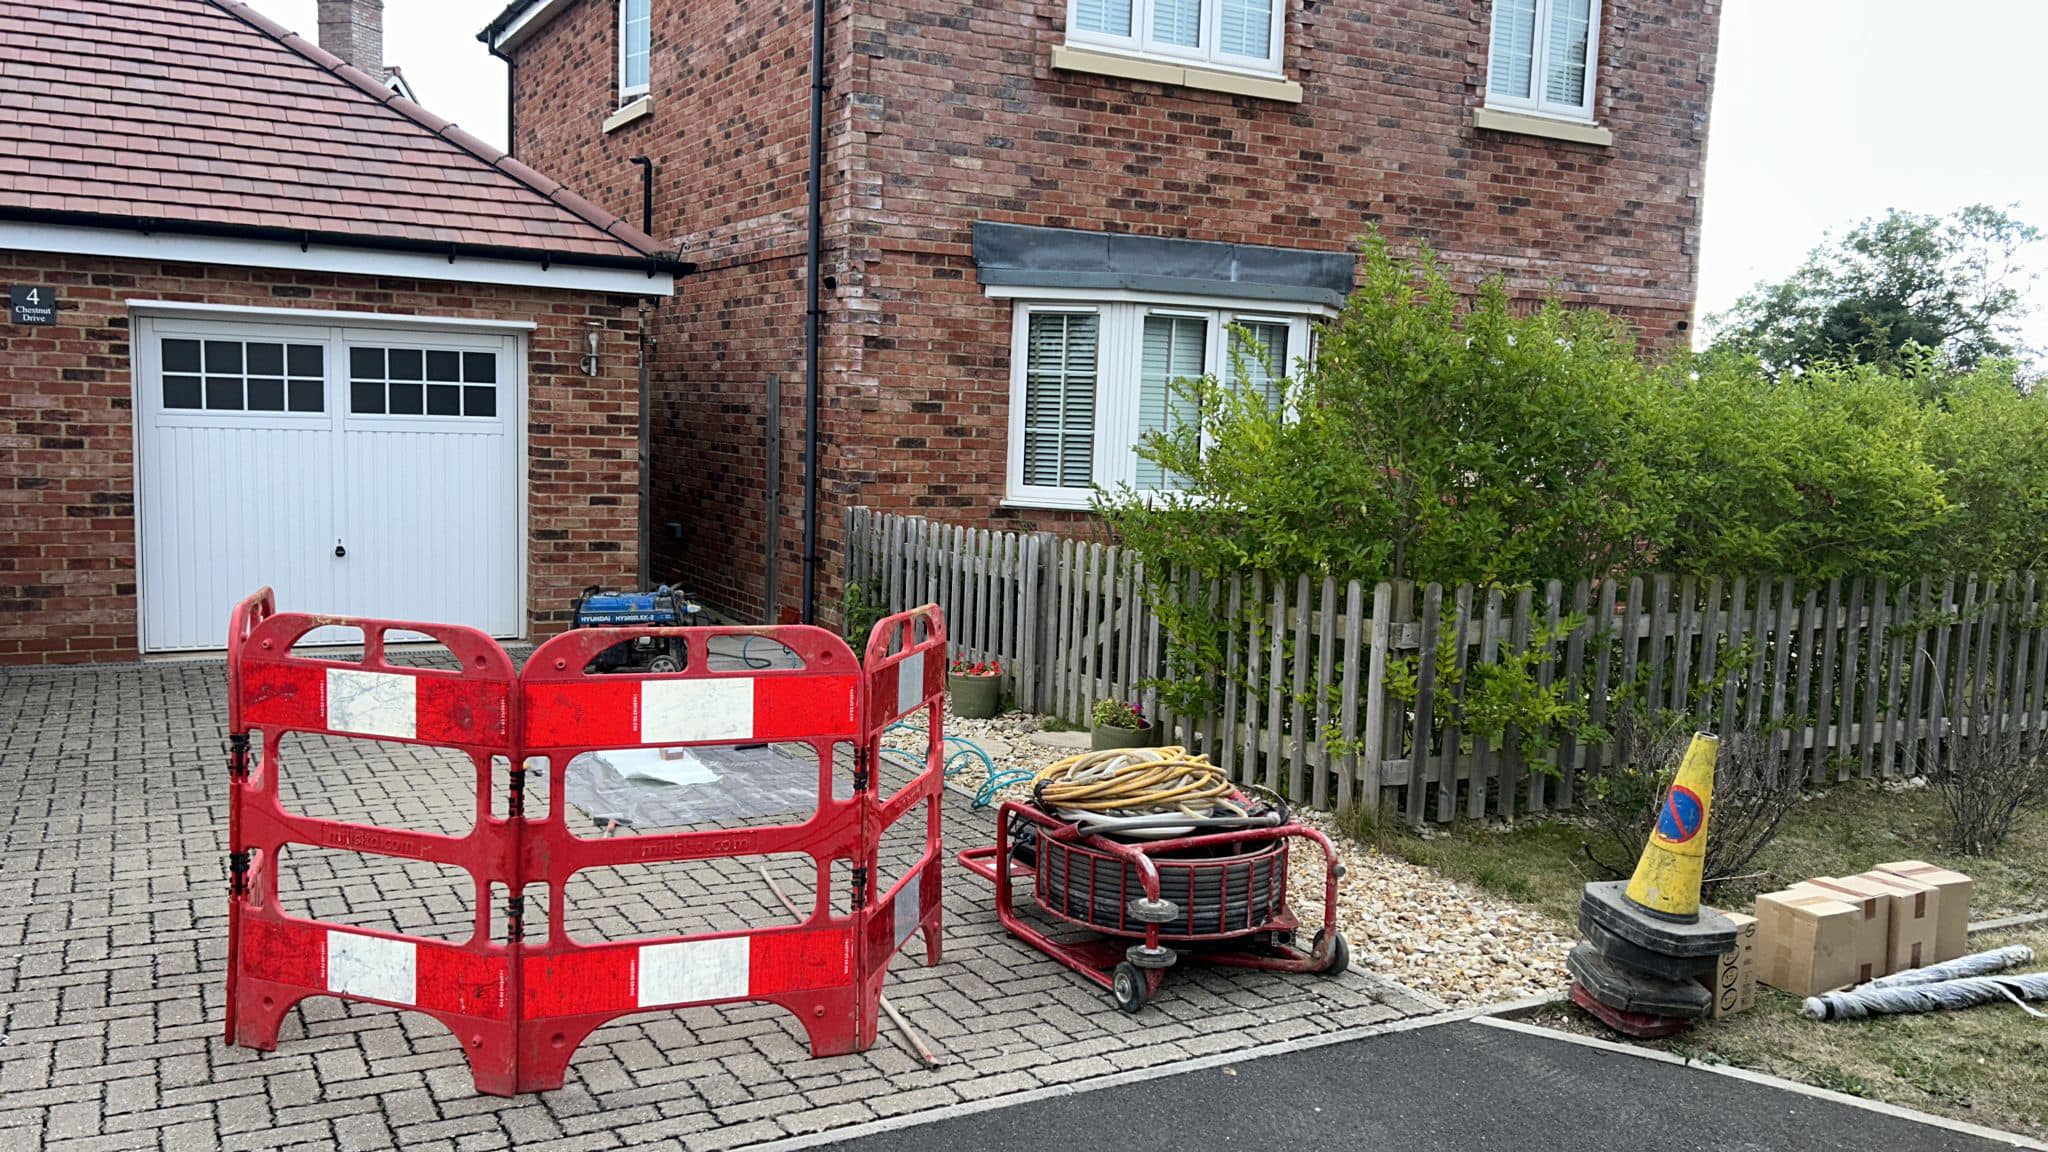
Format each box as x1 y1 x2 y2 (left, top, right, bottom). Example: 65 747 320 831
1066 0 1286 77
1486 0 1600 123
1004 296 1313 508
619 0 651 101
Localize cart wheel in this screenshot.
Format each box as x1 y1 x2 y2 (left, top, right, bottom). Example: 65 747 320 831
1314 929 1351 977
1111 962 1149 1015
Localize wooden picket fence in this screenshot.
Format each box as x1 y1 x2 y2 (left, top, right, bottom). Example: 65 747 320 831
844 507 2048 823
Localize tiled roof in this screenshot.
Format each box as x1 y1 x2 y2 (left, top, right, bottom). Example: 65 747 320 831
0 0 669 267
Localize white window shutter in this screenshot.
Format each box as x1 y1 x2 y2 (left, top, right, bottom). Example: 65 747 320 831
1231 320 1288 409
1151 0 1202 47
1218 0 1273 60
1073 0 1134 38
1023 313 1098 489
1542 0 1594 109
1488 0 1537 101
622 0 651 92
1135 315 1206 491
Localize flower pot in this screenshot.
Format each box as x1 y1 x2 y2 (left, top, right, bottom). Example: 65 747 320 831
948 672 1003 719
1091 721 1157 751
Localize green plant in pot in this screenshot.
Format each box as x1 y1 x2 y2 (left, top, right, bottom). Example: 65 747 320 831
1090 698 1156 750
947 656 1004 719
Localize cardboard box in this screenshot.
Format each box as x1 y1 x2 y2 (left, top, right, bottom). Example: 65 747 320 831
1871 860 1973 962
1698 909 1758 1018
1791 880 1888 983
1854 870 1941 973
1755 889 1864 996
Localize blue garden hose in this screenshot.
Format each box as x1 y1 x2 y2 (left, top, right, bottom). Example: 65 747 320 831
883 720 1035 808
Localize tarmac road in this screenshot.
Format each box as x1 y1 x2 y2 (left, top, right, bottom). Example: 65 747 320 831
822 1019 2036 1152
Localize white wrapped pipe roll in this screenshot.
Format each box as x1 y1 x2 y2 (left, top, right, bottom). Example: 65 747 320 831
1868 945 2036 989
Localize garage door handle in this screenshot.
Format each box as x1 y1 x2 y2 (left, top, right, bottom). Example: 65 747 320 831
334 541 347 558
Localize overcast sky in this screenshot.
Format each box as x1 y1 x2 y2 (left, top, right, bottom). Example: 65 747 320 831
248 0 2045 350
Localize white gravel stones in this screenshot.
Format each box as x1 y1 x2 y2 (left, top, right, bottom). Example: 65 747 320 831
894 702 1573 1008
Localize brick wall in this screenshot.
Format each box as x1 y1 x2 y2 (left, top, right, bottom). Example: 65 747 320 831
0 249 645 664
510 0 832 622
506 0 1721 621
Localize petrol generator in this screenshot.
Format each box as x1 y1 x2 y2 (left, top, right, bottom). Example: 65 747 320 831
571 584 703 673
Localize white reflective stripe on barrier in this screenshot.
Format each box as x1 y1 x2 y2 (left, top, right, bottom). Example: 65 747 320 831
327 931 417 1004
638 937 750 1006
895 650 924 719
641 678 755 743
893 871 922 947
326 668 418 739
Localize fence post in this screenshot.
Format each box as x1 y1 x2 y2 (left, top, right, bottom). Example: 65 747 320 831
1358 581 1394 817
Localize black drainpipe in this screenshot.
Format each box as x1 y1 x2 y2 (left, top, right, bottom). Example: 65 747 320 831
629 156 654 235
484 39 517 156
799 0 827 625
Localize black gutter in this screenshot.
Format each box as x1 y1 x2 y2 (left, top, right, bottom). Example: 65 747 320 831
800 0 827 625
3 206 695 279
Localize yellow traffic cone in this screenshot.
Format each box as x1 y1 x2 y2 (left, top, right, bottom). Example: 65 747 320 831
1625 732 1719 921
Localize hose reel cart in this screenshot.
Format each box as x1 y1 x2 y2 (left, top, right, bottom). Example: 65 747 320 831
957 748 1351 1013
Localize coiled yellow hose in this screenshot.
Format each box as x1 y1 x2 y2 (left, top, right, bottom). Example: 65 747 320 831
1030 747 1242 817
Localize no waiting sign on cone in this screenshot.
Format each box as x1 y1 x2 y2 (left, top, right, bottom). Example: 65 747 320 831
1625 732 1719 922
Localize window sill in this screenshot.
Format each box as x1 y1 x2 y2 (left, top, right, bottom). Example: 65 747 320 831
1473 105 1612 146
604 95 652 134
1051 43 1302 104
1001 494 1098 513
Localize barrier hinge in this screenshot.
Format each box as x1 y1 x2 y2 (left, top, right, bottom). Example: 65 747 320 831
228 850 251 897
505 894 525 941
850 865 869 911
853 748 871 794
226 732 251 781
507 766 526 820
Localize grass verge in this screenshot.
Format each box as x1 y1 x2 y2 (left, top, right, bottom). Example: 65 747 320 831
1345 783 2048 1138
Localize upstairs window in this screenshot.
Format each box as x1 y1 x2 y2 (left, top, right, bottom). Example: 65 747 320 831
1067 0 1286 76
1487 0 1600 122
619 0 651 101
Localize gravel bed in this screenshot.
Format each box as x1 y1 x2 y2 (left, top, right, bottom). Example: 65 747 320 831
883 704 1573 1008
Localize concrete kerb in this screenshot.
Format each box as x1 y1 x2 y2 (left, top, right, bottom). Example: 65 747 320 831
746 998 1507 1152
1473 1015 2048 1151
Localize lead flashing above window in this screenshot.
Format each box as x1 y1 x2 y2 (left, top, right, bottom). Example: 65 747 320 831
974 222 1351 308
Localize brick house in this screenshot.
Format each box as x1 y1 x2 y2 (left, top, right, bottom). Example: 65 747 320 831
0 0 686 664
484 0 1722 623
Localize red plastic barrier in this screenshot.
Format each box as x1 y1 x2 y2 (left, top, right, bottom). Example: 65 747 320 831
514 623 868 1091
222 592 522 1092
859 607 948 997
221 597 943 1096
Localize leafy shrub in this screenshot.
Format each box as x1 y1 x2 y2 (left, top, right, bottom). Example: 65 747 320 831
1100 234 1668 587
839 582 886 652
1647 356 1950 579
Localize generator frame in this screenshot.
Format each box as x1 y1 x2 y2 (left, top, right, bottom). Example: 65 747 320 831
957 800 1349 1013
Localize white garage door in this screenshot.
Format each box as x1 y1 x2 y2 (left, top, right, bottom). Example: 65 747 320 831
135 315 524 652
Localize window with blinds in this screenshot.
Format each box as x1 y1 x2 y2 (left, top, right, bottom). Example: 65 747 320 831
1008 302 1313 506
620 0 651 98
1486 0 1599 121
1135 315 1207 491
1022 312 1099 489
1064 0 1284 74
1231 320 1288 409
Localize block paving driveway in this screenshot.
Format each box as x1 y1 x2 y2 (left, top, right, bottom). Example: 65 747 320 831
0 660 1433 1151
